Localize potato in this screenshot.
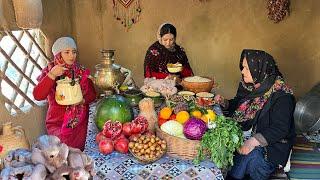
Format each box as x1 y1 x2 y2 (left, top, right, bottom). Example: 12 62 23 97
140 149 145 154
143 144 149 149
129 142 134 149
148 142 153 147
161 144 167 150
132 137 138 142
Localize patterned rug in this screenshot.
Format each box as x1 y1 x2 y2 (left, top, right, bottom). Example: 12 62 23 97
288 136 320 180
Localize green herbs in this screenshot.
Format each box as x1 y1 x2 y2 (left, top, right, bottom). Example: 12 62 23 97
194 115 243 169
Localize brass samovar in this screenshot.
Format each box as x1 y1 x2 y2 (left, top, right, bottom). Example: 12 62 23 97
94 49 128 94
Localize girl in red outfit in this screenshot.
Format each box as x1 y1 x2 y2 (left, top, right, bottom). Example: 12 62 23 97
144 23 193 79
33 37 96 150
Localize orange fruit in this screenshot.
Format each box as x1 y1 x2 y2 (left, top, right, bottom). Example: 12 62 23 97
159 107 173 119
176 111 190 124
200 115 209 124
190 110 202 119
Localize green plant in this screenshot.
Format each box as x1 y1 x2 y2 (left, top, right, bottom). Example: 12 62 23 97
194 115 243 169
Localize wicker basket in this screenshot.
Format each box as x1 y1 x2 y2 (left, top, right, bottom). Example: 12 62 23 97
181 77 214 94
0 122 30 158
129 148 166 164
155 125 200 160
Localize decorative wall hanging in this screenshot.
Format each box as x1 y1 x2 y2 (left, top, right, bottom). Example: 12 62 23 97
112 0 142 29
267 0 290 23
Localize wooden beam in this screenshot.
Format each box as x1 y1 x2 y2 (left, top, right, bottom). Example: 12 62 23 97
0 93 22 113
0 47 36 86
0 70 35 106
5 31 42 70
23 30 50 63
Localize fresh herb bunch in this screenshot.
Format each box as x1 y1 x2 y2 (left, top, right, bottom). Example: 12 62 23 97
194 115 243 169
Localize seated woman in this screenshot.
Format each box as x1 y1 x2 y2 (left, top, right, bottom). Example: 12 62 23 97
215 49 296 180
144 23 193 79
33 37 96 151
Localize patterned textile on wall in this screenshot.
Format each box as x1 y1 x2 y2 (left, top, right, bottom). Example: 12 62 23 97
112 0 142 29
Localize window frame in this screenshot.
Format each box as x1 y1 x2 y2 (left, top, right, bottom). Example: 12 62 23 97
0 29 49 115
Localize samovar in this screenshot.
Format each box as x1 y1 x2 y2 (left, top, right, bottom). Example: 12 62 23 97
94 49 128 94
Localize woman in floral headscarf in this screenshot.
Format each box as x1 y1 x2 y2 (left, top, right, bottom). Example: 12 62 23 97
33 37 96 151
144 23 193 79
215 49 295 180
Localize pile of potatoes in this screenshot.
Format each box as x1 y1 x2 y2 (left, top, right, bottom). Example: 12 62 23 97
129 134 167 163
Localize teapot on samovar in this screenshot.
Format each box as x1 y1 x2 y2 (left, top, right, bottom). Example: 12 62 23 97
94 49 130 94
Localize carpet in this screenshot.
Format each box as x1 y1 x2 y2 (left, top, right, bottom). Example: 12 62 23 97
288 136 320 180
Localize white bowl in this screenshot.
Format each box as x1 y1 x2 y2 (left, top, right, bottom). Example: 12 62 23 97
167 63 183 73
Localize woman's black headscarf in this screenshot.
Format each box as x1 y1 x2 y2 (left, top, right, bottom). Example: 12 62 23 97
236 49 283 99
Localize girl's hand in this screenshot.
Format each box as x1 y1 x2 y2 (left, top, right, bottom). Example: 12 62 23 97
48 63 67 80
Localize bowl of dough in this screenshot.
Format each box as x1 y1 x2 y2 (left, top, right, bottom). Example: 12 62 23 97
181 76 214 93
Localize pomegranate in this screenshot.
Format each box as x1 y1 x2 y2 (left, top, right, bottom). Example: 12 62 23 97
131 116 148 134
99 139 114 155
102 120 122 139
114 136 129 154
122 122 132 137
95 132 107 144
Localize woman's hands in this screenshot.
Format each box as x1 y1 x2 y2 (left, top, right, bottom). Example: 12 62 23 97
214 94 224 104
48 63 67 80
165 74 181 84
214 94 228 108
238 137 260 155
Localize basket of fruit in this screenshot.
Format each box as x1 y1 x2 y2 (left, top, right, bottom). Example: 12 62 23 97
156 101 217 160
181 76 214 93
128 134 167 164
155 123 200 160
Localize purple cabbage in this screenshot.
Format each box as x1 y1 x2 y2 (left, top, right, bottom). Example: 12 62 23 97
183 118 207 140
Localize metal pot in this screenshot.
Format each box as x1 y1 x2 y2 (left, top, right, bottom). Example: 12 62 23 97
294 83 320 133
123 89 143 107
94 50 128 93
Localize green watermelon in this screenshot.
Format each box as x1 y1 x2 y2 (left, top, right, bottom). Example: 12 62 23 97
95 95 133 131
